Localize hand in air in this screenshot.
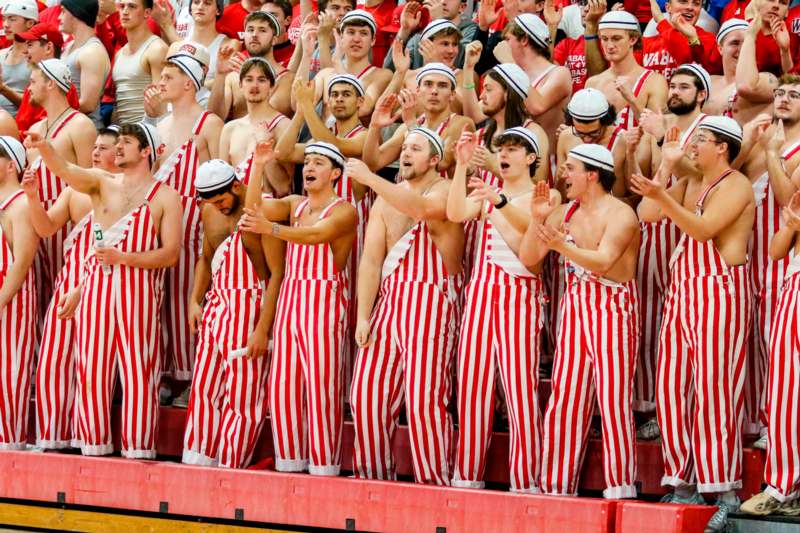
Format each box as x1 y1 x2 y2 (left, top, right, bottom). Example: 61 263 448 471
530 180 558 221
455 131 478 166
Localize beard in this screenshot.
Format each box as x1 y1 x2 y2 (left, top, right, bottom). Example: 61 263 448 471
667 96 698 116
398 165 425 181
246 42 272 58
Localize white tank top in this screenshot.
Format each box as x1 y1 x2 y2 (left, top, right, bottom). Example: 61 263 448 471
112 35 160 124
197 34 226 108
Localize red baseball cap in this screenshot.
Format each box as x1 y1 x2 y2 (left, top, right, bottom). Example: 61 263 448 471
15 23 63 50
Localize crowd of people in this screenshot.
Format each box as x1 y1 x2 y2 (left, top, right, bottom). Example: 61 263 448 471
1 0 800 530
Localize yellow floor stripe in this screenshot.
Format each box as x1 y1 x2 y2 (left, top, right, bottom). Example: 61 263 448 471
0 502 299 532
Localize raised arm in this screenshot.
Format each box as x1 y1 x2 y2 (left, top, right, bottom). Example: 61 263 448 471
520 183 563 268
770 193 800 260
457 42 487 124
525 67 572 116
542 205 638 274
764 121 800 207
346 158 448 221
363 94 405 171
584 0 608 76
736 17 779 102
26 133 105 195
446 132 483 222
275 107 307 165
20 170 72 238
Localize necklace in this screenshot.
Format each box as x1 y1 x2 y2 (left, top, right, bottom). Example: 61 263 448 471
120 180 152 213
305 195 338 218
44 107 72 141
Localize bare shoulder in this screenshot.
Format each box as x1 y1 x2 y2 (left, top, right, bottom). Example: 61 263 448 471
370 67 393 83
724 170 756 195
202 112 225 131
68 112 95 131
646 71 667 89
221 117 245 133
333 199 358 219
449 114 475 132
609 196 638 222
148 37 169 57
155 181 181 204
546 202 569 225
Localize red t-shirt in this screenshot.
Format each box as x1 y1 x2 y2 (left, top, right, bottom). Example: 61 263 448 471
217 2 252 39
358 0 397 67
641 19 717 79
17 85 80 139
288 0 319 44
720 0 748 22
273 40 295 67
715 5 800 76
553 36 587 93
623 0 651 23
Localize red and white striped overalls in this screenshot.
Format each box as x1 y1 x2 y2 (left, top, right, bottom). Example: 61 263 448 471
764 254 800 501
154 111 211 380
270 198 348 475
333 123 372 388
0 190 36 449
35 212 92 449
634 114 706 412
74 182 165 458
545 125 625 358
744 141 800 435
182 228 268 468
541 201 640 499
350 220 462 485
453 200 545 492
31 111 80 331
617 70 652 130
656 170 752 493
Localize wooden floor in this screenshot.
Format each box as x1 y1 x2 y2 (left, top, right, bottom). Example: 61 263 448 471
0 502 301 533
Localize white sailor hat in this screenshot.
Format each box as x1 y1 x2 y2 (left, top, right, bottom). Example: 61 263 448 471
567 88 610 121
3 0 39 21
196 159 237 194
420 18 459 42
717 18 748 44
326 73 365 97
134 122 162 166
0 135 25 173
340 9 377 35
408 127 444 158
497 126 540 155
568 143 615 172
514 13 550 49
675 63 711 100
491 63 531 98
167 42 210 91
38 58 71 93
415 62 457 88
698 115 743 143
598 10 640 32
305 141 345 167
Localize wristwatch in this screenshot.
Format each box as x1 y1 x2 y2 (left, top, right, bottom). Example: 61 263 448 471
271 222 281 236
494 193 509 209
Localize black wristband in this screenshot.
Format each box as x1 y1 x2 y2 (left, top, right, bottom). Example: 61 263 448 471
494 193 508 209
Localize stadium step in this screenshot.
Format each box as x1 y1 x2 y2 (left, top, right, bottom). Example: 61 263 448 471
727 513 800 533
90 405 766 499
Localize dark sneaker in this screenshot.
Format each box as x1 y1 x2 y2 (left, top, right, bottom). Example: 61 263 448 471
704 498 740 533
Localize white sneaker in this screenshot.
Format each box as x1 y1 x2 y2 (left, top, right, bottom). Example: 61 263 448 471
752 434 768 450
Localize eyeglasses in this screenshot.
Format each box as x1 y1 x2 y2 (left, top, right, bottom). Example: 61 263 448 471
774 89 800 100
690 135 722 145
572 125 604 141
